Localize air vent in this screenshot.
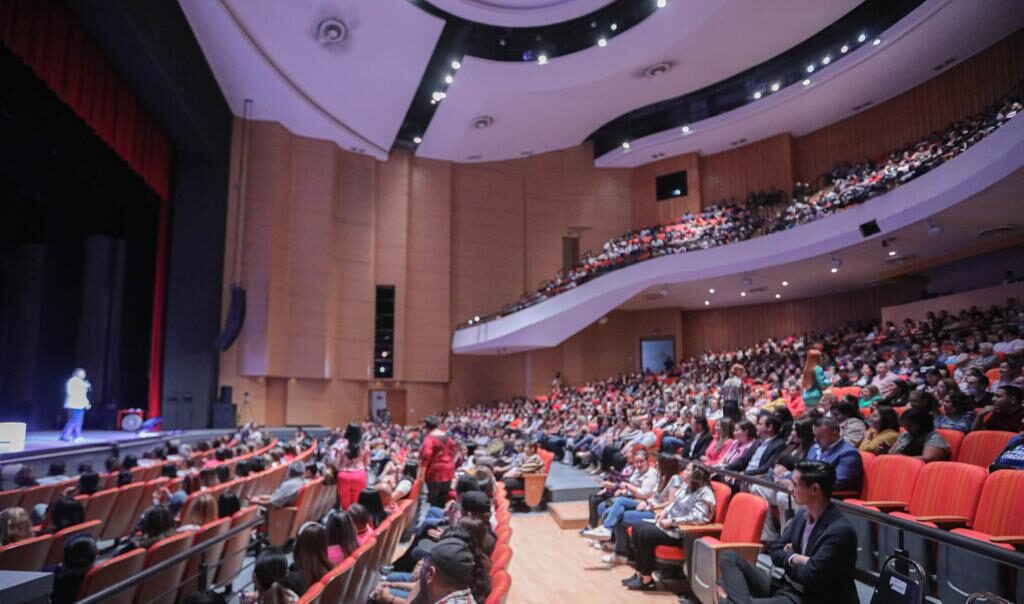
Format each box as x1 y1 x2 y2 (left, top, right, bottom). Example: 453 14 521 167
730 138 748 147
932 57 956 72
466 154 483 161
640 61 674 78
748 286 768 294
471 115 494 129
978 225 1017 238
884 254 917 265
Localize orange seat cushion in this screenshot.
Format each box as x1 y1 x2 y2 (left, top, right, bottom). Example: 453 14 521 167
653 545 685 560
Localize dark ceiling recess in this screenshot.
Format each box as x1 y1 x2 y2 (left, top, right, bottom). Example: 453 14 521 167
587 0 924 158
399 0 663 147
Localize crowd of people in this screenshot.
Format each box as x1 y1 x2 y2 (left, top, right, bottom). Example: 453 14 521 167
462 88 1022 326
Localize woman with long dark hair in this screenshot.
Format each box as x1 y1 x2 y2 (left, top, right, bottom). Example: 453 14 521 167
357 487 387 528
286 523 332 595
244 549 298 604
325 510 359 565
331 422 369 510
50 535 98 604
860 405 900 454
891 407 950 462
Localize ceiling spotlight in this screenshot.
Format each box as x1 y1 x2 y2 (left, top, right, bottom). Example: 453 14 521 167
656 0 667 8
659 286 670 297
841 44 850 53
708 288 715 294
830 267 839 274
926 221 944 237
806 65 815 73
413 136 422 144
474 315 480 322
444 74 454 84
858 33 867 43
379 366 386 374
740 291 747 297
753 91 762 100
873 38 881 46
610 23 618 31
782 281 789 287
830 256 842 272
432 91 446 101
770 82 780 92
537 54 548 65
704 300 710 306
430 99 437 105
622 142 631 150
821 56 831 65
802 79 811 86
681 125 690 134
316 18 348 45
381 351 389 358
598 38 608 47
775 294 782 299
888 250 897 257
471 115 494 129
451 60 461 70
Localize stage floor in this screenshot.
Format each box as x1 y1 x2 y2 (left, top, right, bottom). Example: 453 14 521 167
21 430 165 453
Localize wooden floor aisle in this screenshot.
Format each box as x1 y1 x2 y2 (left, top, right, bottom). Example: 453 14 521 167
506 512 680 604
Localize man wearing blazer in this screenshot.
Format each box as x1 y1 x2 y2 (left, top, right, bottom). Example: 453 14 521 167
725 414 786 476
681 415 713 459
717 460 859 604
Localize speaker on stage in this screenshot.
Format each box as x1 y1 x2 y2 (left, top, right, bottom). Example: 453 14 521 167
219 385 233 405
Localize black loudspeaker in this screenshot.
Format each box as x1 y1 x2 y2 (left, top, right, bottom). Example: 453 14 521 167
219 385 233 405
211 402 236 429
859 219 881 237
215 284 246 351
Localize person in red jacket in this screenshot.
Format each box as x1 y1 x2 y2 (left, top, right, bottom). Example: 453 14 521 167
420 416 456 508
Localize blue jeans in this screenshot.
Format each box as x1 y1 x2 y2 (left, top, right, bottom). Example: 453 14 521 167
602 496 642 529
60 408 84 441
661 436 686 453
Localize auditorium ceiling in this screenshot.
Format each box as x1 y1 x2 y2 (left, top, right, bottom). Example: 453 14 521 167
180 0 1023 164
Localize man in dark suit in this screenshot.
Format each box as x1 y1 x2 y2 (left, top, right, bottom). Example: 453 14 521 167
726 414 786 476
681 415 713 459
717 460 859 604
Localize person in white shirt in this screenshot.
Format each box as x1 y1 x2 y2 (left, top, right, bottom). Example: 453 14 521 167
60 368 91 442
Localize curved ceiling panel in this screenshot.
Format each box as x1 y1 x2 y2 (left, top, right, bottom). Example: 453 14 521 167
425 0 617 27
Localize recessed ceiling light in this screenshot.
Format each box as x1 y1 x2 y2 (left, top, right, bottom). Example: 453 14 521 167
704 300 710 306
806 65 814 73
451 60 461 70
830 257 842 272
432 91 446 101
753 91 762 100
598 38 607 47
782 281 789 287
537 54 548 65
770 82 780 92
708 288 715 294
622 142 631 149
841 44 850 53
444 74 454 84
858 33 867 43
413 136 422 144
775 294 782 299
873 38 881 46
610 23 618 31
430 99 436 105
474 315 480 322
316 18 348 45
656 0 667 8
888 250 897 256
681 125 690 134
821 56 831 65
802 79 811 86
740 291 747 297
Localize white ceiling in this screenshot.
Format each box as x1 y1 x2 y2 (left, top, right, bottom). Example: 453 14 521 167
599 0 1024 167
179 0 1024 165
418 0 857 161
179 0 445 159
426 0 616 27
619 167 1024 312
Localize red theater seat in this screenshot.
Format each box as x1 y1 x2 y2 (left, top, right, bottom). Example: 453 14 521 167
136 531 195 604
0 533 53 571
845 455 923 512
486 570 510 604
957 430 1016 468
654 480 733 565
76 547 146 604
688 494 770 604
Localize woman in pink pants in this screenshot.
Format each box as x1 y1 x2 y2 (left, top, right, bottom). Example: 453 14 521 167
332 423 369 509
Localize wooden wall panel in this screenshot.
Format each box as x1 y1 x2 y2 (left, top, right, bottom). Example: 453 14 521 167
794 30 1024 183
631 152 702 229
406 158 452 382
679 282 922 358
699 134 794 205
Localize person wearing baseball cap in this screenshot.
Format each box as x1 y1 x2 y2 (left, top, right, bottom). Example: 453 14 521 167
415 537 478 603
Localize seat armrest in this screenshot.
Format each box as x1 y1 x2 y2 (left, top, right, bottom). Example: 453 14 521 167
914 515 970 527
862 501 907 511
267 506 298 547
990 535 1024 545
522 474 548 508
832 490 860 499
678 523 724 537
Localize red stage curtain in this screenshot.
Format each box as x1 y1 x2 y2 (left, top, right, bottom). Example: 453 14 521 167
0 0 171 420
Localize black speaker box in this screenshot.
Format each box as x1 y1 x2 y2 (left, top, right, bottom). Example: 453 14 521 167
219 385 233 405
211 402 236 429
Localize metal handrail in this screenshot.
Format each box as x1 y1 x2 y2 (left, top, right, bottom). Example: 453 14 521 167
699 462 1024 569
77 514 264 604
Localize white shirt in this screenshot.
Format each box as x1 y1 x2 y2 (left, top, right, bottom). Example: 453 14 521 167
65 376 90 409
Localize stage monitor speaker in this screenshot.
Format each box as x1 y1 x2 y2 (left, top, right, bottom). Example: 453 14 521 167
219 385 233 405
212 403 236 429
859 219 881 238
215 284 246 351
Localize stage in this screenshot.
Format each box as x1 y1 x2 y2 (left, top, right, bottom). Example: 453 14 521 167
19 430 164 454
